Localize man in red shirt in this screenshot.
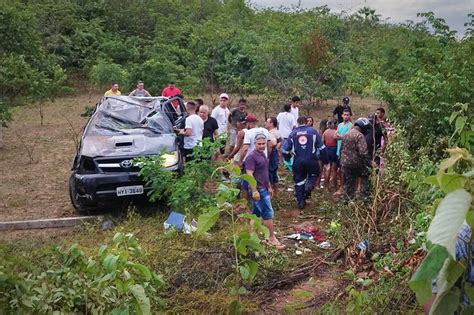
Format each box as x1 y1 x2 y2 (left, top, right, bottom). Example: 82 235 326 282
161 82 181 98
161 82 181 109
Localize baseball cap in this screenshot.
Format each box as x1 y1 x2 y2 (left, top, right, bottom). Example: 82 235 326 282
244 114 257 123
219 93 229 100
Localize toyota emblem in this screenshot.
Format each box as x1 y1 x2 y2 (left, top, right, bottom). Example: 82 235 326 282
120 160 133 168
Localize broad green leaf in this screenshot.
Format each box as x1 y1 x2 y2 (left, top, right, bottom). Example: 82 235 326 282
238 286 248 295
113 233 124 246
436 148 470 182
465 283 474 301
239 265 250 280
430 288 461 315
239 213 269 239
467 211 474 227
427 189 472 258
230 164 242 177
98 245 108 257
246 261 258 281
103 254 119 273
433 256 465 298
110 308 129 315
238 174 257 191
129 284 151 315
439 174 467 193
425 175 439 186
455 116 467 132
228 300 242 315
196 207 221 235
126 262 152 281
448 111 458 124
409 245 449 304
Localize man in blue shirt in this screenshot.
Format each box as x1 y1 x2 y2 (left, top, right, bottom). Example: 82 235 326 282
282 116 324 209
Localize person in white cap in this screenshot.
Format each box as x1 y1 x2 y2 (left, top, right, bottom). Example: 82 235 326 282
211 93 230 135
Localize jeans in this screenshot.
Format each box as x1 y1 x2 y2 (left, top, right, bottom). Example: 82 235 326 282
268 150 279 184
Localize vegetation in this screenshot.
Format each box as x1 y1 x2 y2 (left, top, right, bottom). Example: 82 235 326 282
0 0 473 313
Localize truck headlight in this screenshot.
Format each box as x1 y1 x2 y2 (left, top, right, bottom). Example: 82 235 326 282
162 151 179 167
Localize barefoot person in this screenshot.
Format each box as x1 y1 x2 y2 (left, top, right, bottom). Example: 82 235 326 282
245 133 284 249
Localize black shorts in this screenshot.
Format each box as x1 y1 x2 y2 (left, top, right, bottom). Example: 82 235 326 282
319 148 329 164
326 146 338 163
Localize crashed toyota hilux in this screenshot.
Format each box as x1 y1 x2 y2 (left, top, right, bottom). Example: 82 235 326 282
69 96 186 214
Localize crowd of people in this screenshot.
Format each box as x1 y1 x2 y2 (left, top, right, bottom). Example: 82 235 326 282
176 93 391 248
104 82 392 249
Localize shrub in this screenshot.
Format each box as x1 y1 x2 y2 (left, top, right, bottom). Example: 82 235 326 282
0 232 165 314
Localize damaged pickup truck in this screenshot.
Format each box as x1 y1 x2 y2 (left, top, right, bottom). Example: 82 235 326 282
69 96 186 214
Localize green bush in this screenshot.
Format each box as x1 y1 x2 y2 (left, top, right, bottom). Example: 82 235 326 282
0 232 165 314
90 60 129 90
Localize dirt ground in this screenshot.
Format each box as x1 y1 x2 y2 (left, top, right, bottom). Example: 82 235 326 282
0 93 380 224
0 93 97 222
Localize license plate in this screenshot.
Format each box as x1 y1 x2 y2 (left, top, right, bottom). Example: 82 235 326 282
116 185 144 196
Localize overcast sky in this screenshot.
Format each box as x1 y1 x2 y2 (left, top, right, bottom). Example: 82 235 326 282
249 0 473 35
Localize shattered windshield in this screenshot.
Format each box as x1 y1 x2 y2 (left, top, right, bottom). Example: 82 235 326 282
87 97 174 136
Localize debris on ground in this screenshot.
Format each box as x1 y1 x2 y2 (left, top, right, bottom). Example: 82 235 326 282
164 211 197 234
317 241 331 249
294 221 325 241
101 219 114 231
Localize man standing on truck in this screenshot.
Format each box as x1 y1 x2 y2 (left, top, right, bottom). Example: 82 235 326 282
104 83 121 96
176 101 203 161
161 82 181 109
129 81 151 97
161 81 181 98
228 98 248 153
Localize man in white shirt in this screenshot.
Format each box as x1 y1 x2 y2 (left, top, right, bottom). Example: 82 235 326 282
277 104 296 141
176 101 203 161
239 114 272 166
291 96 301 120
211 93 230 135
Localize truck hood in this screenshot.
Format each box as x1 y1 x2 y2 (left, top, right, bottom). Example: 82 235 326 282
80 133 177 157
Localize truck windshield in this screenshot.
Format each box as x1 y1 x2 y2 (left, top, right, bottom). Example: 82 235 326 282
88 98 173 136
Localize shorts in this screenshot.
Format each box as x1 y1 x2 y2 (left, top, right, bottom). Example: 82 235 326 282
249 188 274 220
326 146 338 163
228 128 238 147
319 148 329 164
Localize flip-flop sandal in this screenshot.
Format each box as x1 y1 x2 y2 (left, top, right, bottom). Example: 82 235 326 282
268 240 286 250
